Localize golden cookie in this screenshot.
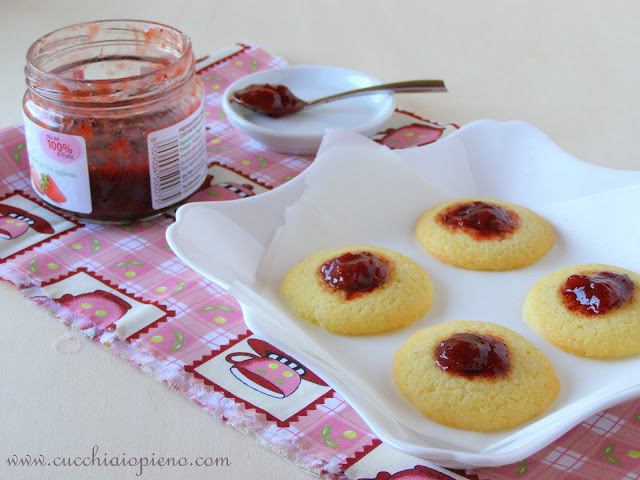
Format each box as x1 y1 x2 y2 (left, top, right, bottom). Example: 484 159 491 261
280 245 433 335
524 264 640 358
415 198 554 271
393 320 560 431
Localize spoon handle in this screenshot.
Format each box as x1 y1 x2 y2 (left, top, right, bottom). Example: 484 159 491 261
307 80 447 107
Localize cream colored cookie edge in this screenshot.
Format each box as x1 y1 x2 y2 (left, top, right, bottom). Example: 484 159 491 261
281 245 433 335
524 264 640 358
392 320 560 431
415 198 555 271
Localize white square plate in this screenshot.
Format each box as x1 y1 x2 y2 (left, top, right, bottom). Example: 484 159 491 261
166 120 640 468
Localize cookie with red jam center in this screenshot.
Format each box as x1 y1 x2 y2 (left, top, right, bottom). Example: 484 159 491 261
393 320 560 431
524 263 640 358
281 245 433 335
415 198 554 271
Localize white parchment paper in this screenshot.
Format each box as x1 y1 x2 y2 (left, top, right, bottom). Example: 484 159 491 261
169 120 640 465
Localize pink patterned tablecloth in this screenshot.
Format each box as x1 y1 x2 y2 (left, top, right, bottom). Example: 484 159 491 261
2 43 639 480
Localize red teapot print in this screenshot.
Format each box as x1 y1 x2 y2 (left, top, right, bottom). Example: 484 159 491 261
55 289 132 331
364 465 457 480
375 123 445 149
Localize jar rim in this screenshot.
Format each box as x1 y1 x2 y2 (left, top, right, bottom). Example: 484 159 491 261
25 19 194 105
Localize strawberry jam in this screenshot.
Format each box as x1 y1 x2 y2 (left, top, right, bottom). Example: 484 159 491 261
232 84 308 117
439 201 519 239
319 251 388 299
562 271 634 315
435 333 510 377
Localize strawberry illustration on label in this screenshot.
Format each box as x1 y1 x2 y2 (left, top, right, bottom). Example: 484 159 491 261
31 167 67 203
30 166 44 195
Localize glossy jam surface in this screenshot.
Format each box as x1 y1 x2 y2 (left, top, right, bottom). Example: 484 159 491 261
435 333 510 377
319 251 388 299
562 271 635 315
438 201 519 239
232 84 308 117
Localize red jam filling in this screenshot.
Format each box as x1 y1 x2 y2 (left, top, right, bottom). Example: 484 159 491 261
319 251 388 299
438 201 519 239
56 101 202 222
232 84 308 117
562 271 634 315
435 333 510 377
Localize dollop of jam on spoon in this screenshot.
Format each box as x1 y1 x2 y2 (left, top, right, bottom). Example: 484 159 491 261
232 84 308 118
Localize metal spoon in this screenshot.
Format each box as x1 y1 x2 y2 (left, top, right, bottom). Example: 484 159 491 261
231 79 447 117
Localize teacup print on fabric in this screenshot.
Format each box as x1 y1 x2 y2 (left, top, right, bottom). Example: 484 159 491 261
225 338 326 399
187 334 332 427
0 191 78 260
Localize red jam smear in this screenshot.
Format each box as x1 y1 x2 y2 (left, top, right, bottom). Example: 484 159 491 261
562 271 635 315
319 251 388 299
232 84 308 117
435 333 510 377
438 201 519 239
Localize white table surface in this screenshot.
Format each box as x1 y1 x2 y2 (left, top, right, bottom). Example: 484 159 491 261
1 1 639 479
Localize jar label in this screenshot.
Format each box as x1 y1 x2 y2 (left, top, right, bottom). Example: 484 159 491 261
23 116 92 213
147 101 207 210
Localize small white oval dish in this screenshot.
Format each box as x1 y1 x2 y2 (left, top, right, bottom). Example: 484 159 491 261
222 65 395 155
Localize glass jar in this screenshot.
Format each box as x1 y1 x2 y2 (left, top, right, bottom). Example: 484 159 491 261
23 20 207 223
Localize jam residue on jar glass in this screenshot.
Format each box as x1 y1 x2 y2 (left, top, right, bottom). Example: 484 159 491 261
435 332 510 377
23 20 207 223
438 201 519 239
232 84 308 117
319 251 389 299
562 271 635 315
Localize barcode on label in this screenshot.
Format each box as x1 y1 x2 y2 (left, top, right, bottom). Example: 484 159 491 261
146 101 206 210
150 137 181 204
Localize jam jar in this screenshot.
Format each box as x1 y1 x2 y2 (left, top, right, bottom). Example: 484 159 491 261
23 20 207 223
